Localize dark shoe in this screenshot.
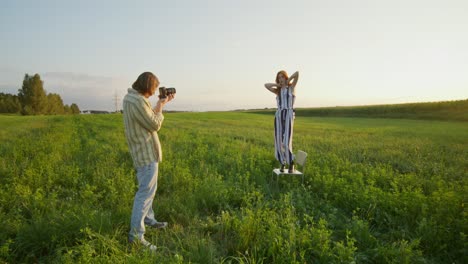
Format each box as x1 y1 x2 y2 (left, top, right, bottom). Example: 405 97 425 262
280 164 286 172
147 221 168 229
288 163 295 173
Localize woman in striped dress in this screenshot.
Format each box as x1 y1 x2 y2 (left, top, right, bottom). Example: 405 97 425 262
265 70 299 173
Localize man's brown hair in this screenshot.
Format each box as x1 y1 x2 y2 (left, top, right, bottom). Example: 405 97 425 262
132 72 159 94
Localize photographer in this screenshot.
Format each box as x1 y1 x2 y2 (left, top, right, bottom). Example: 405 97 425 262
123 71 175 251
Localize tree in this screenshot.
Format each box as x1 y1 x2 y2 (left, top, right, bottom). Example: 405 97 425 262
70 103 80 114
15 73 81 115
0 93 21 113
47 93 65 115
18 74 48 115
64 104 71 114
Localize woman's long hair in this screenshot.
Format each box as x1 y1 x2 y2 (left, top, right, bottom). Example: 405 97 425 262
132 72 159 94
275 70 289 95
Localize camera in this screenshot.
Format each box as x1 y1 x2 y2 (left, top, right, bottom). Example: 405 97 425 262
158 87 176 99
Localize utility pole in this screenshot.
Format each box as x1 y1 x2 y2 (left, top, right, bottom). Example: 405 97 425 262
113 91 120 113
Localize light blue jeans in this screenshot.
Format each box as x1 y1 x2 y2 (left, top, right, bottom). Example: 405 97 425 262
129 162 160 241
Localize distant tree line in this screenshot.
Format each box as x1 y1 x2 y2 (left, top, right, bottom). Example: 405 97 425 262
249 99 468 121
0 73 80 115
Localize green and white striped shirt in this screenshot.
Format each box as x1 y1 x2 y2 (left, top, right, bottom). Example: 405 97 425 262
123 88 164 167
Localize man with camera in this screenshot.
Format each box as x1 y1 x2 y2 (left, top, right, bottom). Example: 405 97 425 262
123 71 175 251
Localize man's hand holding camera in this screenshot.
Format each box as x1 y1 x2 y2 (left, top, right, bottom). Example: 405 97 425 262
159 93 175 104
154 87 176 113
158 87 176 99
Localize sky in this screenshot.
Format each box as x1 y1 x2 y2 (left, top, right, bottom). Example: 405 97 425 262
1 0 467 111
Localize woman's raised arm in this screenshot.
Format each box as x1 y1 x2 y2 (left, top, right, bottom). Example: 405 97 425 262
288 71 299 89
265 83 279 94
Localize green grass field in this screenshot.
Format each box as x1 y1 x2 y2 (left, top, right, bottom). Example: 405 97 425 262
0 112 467 263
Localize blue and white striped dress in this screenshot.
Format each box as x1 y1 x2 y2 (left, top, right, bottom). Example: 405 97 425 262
274 86 295 165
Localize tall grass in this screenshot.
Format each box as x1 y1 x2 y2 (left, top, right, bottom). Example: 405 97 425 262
0 112 466 263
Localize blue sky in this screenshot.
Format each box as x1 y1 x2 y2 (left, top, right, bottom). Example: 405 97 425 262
1 0 467 111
